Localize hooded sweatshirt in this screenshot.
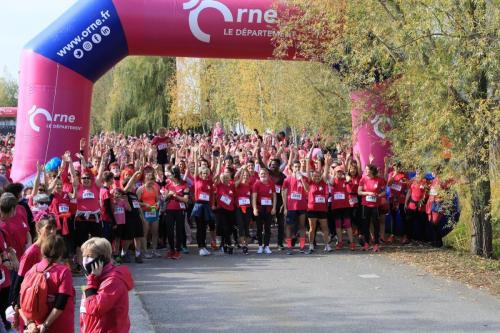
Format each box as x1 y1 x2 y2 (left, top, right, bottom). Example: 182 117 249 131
80 264 134 333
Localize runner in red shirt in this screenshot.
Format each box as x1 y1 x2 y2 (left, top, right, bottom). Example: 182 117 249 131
330 166 355 251
252 169 276 254
405 169 429 242
387 162 409 243
303 169 330 253
213 162 236 254
282 160 308 254
234 168 252 255
358 164 386 252
345 163 362 245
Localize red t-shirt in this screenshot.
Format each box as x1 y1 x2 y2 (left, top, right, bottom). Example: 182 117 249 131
77 183 101 212
282 176 307 211
252 180 275 208
235 182 252 208
359 176 386 208
215 182 235 211
407 179 428 211
0 228 11 288
165 181 189 210
388 171 408 204
194 176 213 203
3 205 30 257
330 178 350 210
346 175 361 207
50 191 72 215
151 136 171 151
306 179 329 212
32 259 75 333
248 172 259 186
18 243 42 277
99 187 113 222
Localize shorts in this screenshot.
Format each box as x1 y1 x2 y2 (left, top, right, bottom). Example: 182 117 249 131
120 214 145 240
307 211 328 220
143 210 160 223
191 202 215 222
286 210 306 225
75 220 103 247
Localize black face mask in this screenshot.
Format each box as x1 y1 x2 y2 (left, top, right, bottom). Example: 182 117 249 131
83 256 108 276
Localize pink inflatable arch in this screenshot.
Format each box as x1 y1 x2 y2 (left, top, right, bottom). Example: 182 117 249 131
13 0 390 182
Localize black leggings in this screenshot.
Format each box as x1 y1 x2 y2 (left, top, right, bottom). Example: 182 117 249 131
0 286 9 329
215 209 235 247
166 210 186 251
362 206 380 245
256 209 273 246
406 209 427 241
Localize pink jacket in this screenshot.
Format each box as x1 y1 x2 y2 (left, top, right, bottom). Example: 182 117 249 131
80 264 134 333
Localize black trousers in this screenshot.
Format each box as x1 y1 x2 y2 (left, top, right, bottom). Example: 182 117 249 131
166 210 186 251
406 209 427 241
215 209 235 247
256 208 273 246
362 206 380 245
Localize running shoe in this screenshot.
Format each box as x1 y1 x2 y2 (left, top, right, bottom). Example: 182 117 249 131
387 235 396 243
286 249 293 255
153 250 162 258
373 244 380 252
335 242 344 251
173 251 182 260
264 246 272 254
349 242 356 251
143 252 154 259
257 246 264 254
242 246 249 255
166 250 176 259
362 243 370 251
401 236 410 245
199 248 209 256
211 241 218 251
134 255 144 264
324 244 333 252
203 247 211 255
181 247 189 254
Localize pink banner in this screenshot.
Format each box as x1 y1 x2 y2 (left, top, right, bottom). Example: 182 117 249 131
351 87 392 172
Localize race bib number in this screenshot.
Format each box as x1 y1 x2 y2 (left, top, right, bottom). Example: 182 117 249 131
132 200 141 209
179 203 186 209
290 192 302 200
82 191 95 199
315 196 326 204
366 195 377 203
145 211 157 219
158 143 168 150
349 197 359 206
220 195 232 206
334 192 345 200
114 207 125 215
391 183 402 192
199 192 210 201
275 186 281 194
261 198 272 206
58 204 70 213
429 188 438 196
238 197 251 206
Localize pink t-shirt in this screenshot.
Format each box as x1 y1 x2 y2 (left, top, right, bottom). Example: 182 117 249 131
18 243 42 277
215 182 235 211
77 183 101 212
306 179 329 212
32 259 75 333
194 176 213 202
112 199 128 225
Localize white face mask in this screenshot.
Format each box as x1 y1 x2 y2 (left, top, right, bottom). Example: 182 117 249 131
37 204 49 211
82 256 94 267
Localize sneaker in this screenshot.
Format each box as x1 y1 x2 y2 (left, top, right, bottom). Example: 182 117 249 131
134 255 144 264
349 242 356 251
203 247 211 255
387 235 396 243
264 246 272 254
257 246 264 254
373 244 380 252
121 253 131 263
211 241 218 251
181 247 189 254
286 249 293 255
362 243 370 251
153 250 162 258
242 246 249 255
324 244 332 252
143 252 154 259
173 251 182 260
199 248 209 256
166 250 176 259
335 242 344 251
401 236 410 245
278 245 285 251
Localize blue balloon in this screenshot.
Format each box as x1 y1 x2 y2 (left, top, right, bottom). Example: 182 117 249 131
45 157 62 172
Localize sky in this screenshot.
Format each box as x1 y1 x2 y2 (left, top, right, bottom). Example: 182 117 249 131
0 0 77 79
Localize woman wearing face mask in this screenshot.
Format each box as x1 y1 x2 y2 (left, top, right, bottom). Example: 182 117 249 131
252 168 276 254
163 166 190 259
358 164 386 252
80 237 134 333
12 216 57 332
21 235 74 333
137 173 161 258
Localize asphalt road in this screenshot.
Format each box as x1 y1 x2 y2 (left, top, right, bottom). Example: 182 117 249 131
128 247 500 333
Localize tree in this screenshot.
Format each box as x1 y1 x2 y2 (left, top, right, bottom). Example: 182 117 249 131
0 73 18 106
275 0 499 257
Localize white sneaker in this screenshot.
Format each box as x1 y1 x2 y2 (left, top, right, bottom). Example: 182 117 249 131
153 250 162 258
143 252 153 259
257 246 264 254
324 244 332 252
203 247 211 255
199 248 210 256
264 246 272 254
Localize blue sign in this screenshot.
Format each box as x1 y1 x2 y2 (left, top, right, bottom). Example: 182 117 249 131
25 0 129 82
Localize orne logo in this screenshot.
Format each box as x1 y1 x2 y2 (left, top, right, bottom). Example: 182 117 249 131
183 0 278 43
28 105 77 132
371 115 392 139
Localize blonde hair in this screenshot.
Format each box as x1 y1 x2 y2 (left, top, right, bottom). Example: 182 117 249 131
81 237 112 261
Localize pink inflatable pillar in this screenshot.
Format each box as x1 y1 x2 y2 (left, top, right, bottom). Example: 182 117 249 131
351 87 392 172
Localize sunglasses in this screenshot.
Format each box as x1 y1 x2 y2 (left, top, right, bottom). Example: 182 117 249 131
81 177 91 180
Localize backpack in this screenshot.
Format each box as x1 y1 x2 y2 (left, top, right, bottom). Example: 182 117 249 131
20 263 52 322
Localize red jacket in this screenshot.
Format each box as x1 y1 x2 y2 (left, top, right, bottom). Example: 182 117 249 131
80 264 134 333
